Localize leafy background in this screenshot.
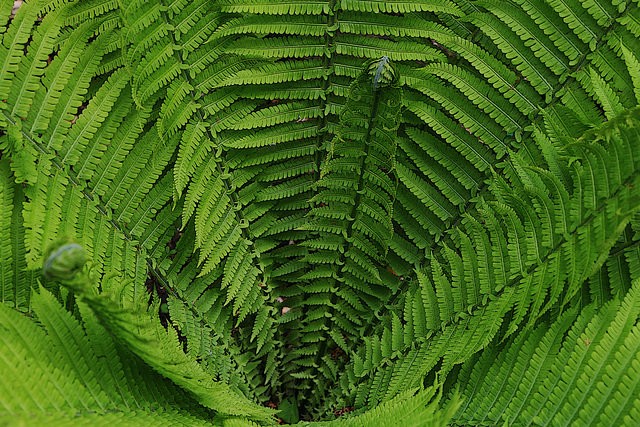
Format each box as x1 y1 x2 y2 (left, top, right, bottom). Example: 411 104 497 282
1 0 640 425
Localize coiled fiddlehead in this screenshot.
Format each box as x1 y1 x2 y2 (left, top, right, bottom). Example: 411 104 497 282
43 242 88 281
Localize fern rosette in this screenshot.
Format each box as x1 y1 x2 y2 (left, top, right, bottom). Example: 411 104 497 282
2 0 640 425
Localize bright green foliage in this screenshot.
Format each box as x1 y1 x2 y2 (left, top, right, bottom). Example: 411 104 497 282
451 277 640 426
2 0 640 425
0 280 227 425
294 56 402 373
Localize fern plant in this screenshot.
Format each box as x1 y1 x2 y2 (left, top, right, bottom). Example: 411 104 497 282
2 0 640 424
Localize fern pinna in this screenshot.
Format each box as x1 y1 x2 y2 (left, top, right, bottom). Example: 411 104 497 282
2 0 640 424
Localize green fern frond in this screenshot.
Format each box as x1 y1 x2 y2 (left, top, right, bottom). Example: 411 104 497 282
32 289 117 410
338 12 455 39
309 386 460 426
217 61 327 88
589 66 625 119
402 88 497 170
39 25 107 152
218 0 331 15
7 7 64 119
451 276 640 426
174 121 215 198
0 157 15 303
546 0 602 50
59 67 130 166
478 0 572 77
216 14 328 38
0 283 229 422
65 0 119 26
465 12 557 101
59 272 276 420
341 0 463 15
0 293 96 413
9 410 223 427
396 161 457 221
4 0 640 422
0 0 43 110
23 169 69 268
620 43 640 104
421 62 525 145
335 34 446 62
343 106 640 411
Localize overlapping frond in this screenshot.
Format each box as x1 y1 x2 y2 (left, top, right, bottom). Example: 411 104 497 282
300 385 460 426
57 269 275 420
0 0 194 374
451 277 640 426
275 56 403 387
116 0 640 417
3 0 640 423
113 2 280 370
195 0 472 410
0 283 224 423
338 106 640 411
